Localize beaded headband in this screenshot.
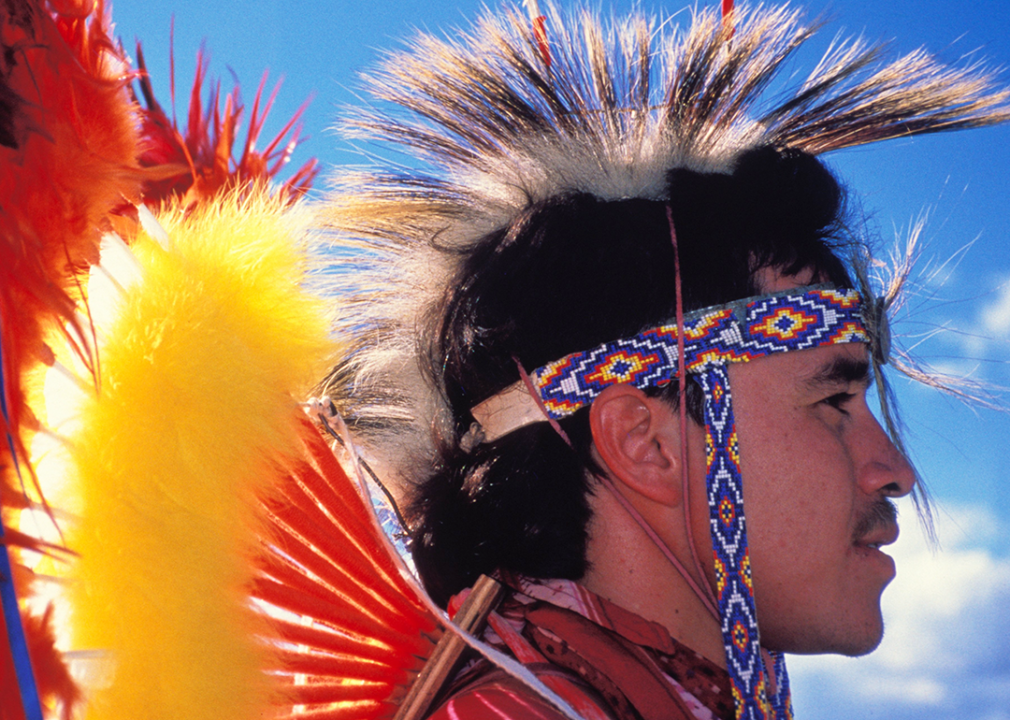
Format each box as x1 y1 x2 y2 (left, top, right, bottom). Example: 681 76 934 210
471 285 870 441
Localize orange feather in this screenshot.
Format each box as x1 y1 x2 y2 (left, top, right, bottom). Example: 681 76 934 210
0 0 142 716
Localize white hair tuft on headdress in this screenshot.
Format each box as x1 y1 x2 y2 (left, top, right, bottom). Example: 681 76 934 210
316 2 1009 490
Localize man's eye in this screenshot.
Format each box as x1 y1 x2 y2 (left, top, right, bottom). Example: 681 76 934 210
822 392 855 413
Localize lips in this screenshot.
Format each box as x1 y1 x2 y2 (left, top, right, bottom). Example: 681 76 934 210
852 498 900 552
852 522 899 580
854 522 899 552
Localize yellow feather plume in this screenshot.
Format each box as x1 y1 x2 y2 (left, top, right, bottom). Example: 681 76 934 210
65 188 336 720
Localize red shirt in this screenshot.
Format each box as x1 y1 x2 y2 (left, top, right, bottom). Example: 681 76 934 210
428 577 733 720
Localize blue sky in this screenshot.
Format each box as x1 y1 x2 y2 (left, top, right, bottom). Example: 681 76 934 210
106 1 1010 717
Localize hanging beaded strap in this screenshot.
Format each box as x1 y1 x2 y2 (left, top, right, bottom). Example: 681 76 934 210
697 364 786 720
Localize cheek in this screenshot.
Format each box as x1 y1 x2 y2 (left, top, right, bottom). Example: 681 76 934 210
734 412 853 573
735 416 810 523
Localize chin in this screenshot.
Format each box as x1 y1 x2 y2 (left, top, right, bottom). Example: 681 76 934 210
766 608 885 657
836 631 884 657
828 611 886 657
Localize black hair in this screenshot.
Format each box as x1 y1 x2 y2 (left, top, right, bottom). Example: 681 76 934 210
408 146 854 606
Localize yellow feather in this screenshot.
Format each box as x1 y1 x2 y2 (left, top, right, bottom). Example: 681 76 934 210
66 188 336 720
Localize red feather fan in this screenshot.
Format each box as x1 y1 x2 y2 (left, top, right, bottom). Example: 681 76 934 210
255 417 440 720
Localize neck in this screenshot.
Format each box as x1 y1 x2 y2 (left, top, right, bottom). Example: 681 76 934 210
580 485 726 667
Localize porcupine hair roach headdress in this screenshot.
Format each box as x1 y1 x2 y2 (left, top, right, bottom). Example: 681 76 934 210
318 3 1008 718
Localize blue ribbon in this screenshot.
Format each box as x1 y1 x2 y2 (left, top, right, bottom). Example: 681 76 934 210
0 318 44 720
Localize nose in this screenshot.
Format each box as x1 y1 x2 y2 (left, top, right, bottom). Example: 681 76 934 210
855 412 916 499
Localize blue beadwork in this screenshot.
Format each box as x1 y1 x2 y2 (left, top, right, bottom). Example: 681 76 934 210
532 287 866 419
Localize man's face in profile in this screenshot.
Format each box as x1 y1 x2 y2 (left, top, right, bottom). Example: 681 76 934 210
720 339 914 657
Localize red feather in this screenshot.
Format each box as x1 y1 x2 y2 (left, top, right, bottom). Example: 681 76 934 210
22 607 81 720
721 0 736 38
0 0 140 490
135 42 319 210
255 418 440 719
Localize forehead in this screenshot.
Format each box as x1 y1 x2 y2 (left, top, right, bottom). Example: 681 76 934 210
751 264 821 294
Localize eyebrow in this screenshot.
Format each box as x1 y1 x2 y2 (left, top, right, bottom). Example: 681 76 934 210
804 354 872 391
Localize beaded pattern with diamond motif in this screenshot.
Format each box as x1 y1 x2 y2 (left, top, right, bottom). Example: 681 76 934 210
531 287 866 419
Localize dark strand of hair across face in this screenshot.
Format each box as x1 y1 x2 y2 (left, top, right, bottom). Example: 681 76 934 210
408 146 856 607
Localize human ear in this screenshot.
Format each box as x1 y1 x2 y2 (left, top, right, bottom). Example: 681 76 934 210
589 384 682 507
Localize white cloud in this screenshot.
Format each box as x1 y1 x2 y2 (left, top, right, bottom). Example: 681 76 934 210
788 501 1010 720
981 281 1010 338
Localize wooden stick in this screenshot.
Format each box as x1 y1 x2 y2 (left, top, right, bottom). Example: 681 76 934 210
393 575 505 720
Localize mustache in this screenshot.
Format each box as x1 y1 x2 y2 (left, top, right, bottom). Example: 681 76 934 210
853 498 898 542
